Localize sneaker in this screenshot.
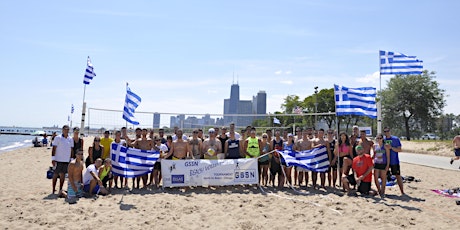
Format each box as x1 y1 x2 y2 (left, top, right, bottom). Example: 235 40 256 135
450 158 454 165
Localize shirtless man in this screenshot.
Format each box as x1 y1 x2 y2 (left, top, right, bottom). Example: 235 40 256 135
83 158 108 196
313 129 330 189
133 128 153 188
170 129 191 160
358 130 373 155
450 134 460 168
295 129 313 187
67 149 84 204
189 129 202 159
202 128 222 159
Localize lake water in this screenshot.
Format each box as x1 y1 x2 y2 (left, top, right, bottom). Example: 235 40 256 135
0 134 35 153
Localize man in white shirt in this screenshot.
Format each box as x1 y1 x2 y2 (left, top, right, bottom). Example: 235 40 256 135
51 125 74 195
83 158 108 196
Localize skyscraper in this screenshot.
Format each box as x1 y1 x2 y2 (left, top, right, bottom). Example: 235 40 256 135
223 83 267 127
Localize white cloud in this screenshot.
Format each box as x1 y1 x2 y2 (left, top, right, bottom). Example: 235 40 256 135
275 70 282 75
355 71 381 84
285 70 292 75
280 80 293 85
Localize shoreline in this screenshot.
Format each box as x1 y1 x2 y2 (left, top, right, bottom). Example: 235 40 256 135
0 141 459 229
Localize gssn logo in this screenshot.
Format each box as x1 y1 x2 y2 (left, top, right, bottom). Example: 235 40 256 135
234 170 257 182
171 175 185 184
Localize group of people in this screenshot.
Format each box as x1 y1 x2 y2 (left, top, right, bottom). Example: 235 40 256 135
50 123 408 204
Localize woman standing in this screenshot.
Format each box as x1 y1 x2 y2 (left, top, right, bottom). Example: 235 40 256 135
259 133 271 186
372 133 391 197
334 132 353 185
282 134 295 186
86 137 104 167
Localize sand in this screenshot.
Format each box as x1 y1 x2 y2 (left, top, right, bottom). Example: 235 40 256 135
1 139 459 229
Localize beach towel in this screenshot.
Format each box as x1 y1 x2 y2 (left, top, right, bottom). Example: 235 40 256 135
431 188 460 198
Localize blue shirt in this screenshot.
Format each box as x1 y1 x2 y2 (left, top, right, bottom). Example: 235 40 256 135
383 135 401 165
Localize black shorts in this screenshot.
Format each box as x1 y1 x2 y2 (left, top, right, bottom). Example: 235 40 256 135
374 163 387 170
54 162 69 175
389 164 401 175
346 174 371 194
259 160 269 166
270 161 281 176
455 148 460 157
154 162 161 170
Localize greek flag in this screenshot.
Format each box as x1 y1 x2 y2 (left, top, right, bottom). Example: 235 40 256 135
334 85 377 119
83 56 96 85
277 146 329 172
380 50 423 75
122 84 142 125
111 143 160 178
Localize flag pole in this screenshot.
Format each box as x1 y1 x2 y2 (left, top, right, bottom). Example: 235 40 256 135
333 85 341 187
377 51 382 134
80 84 87 136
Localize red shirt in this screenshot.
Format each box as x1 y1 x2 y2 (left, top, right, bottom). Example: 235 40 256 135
352 154 373 182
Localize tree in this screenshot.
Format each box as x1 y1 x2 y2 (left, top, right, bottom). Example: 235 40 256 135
280 95 303 126
379 70 445 140
303 88 336 128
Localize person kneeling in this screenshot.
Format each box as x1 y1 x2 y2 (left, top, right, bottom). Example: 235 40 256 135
342 145 376 196
83 158 108 196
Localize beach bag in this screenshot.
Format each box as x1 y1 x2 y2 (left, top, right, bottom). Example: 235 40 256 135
46 167 54 179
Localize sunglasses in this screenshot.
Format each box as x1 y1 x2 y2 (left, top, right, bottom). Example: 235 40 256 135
376 137 382 139
94 140 100 142
262 136 268 138
383 130 390 133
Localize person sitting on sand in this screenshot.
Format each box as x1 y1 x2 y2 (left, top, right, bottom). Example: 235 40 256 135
83 158 108 196
342 145 376 196
67 149 84 204
99 158 113 192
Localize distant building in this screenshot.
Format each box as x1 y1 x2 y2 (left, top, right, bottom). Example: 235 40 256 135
153 112 160 128
223 83 267 127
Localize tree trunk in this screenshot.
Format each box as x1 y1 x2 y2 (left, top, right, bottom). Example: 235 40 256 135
404 117 411 141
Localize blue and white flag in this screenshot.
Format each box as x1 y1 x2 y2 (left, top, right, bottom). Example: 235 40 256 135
273 117 281 124
334 85 377 119
380 50 423 75
71 104 74 114
277 146 329 172
122 84 142 125
111 143 160 178
83 56 96 85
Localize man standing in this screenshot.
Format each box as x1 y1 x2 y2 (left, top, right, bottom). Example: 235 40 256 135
100 130 114 160
67 149 84 204
170 129 191 159
51 125 74 195
133 128 153 188
383 127 404 195
202 128 222 159
226 122 241 139
313 129 330 189
189 129 202 159
358 130 373 155
342 145 376 196
295 129 313 187
450 134 460 168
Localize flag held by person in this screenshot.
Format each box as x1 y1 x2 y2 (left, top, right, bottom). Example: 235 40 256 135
83 56 96 85
380 50 423 75
334 85 377 119
277 146 329 172
122 83 142 125
111 143 160 178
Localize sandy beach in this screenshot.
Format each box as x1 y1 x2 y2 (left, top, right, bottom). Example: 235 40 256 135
1 139 459 230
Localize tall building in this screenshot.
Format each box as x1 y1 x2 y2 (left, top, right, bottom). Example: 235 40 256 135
153 112 160 128
223 83 267 127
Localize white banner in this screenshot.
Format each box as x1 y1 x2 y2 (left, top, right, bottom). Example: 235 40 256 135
161 159 259 187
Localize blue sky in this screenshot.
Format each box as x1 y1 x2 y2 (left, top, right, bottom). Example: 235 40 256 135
1 0 459 128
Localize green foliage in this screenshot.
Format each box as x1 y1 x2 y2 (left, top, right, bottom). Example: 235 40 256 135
379 70 445 140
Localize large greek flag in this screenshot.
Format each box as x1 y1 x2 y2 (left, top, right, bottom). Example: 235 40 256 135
111 143 160 178
122 84 142 125
380 50 423 75
334 85 377 119
83 56 96 85
277 146 329 172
